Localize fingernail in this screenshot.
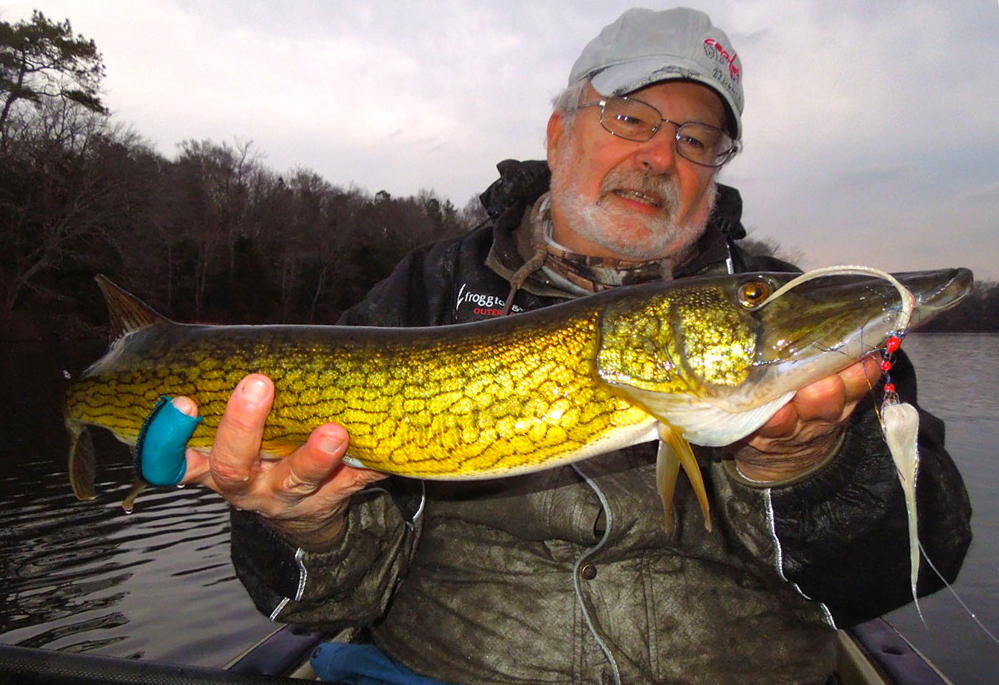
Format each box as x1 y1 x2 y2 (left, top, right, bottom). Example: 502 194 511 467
318 434 344 455
171 396 199 418
241 377 268 402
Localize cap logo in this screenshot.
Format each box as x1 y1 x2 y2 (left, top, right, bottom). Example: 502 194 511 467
703 38 740 83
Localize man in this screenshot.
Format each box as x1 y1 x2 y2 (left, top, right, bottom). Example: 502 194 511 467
174 8 970 684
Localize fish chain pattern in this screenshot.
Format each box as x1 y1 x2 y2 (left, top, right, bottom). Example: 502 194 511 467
66 311 653 479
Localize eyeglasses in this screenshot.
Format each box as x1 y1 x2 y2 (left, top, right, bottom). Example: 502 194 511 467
578 97 739 168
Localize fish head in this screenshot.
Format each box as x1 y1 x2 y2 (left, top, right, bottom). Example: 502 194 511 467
596 267 973 446
743 267 973 410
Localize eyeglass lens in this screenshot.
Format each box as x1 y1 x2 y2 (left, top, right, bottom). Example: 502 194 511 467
599 98 734 167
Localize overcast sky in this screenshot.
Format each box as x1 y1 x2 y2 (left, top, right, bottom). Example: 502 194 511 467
4 1 998 280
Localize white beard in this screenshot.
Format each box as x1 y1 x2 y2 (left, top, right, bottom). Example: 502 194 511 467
549 135 716 261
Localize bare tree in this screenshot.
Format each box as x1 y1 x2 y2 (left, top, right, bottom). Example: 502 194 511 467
0 100 129 313
172 139 262 316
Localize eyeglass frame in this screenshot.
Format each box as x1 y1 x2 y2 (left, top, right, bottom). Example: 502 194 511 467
576 96 739 168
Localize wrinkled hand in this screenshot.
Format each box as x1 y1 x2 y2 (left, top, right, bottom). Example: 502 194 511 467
733 355 883 482
174 374 388 550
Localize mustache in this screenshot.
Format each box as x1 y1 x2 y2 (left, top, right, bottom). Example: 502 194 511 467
598 169 681 208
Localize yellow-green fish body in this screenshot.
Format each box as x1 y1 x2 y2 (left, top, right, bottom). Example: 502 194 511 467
66 269 973 528
66 287 658 481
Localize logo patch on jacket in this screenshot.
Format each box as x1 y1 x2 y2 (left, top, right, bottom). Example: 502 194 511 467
455 283 522 319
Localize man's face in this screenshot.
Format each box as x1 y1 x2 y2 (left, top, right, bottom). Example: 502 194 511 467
546 80 726 261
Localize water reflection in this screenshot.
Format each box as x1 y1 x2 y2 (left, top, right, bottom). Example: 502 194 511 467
0 439 273 665
902 333 999 423
886 334 999 682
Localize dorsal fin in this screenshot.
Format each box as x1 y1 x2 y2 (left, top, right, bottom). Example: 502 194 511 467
95 275 172 341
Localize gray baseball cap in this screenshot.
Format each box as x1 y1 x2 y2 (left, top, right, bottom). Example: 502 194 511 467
569 7 744 139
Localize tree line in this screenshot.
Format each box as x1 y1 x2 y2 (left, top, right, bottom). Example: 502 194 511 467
1 12 482 338
1 11 995 340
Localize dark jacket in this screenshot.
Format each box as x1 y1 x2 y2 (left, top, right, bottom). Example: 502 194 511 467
230 161 972 685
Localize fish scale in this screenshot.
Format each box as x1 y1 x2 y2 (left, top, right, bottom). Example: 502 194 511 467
313 316 644 475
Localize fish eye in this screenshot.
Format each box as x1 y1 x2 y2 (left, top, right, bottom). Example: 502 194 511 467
737 280 771 308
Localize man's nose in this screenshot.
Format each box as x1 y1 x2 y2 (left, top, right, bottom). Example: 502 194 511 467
634 128 678 174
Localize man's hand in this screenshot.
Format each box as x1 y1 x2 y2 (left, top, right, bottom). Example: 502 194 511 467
732 355 883 482
174 374 388 550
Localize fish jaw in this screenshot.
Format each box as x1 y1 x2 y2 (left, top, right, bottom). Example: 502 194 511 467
891 268 974 328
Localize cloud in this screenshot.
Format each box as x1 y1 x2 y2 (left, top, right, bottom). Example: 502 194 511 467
962 181 999 205
3 0 998 278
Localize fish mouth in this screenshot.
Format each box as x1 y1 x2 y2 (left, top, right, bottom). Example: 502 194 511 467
891 268 975 328
726 268 973 410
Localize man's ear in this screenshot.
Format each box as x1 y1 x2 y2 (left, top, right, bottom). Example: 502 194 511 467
546 111 565 164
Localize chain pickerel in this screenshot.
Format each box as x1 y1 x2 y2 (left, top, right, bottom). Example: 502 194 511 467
66 268 972 534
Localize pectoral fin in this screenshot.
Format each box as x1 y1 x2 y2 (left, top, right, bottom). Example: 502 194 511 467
655 430 680 530
656 423 712 532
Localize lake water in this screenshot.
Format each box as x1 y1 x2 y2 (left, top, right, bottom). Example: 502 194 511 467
0 333 997 681
885 334 999 684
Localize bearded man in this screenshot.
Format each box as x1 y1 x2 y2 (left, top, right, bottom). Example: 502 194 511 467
172 8 971 684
